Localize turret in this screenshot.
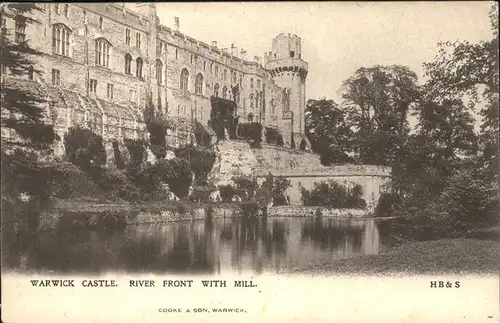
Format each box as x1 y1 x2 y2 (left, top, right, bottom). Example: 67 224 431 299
265 33 309 149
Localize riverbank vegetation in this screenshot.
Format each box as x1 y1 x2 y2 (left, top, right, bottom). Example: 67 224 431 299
305 3 499 243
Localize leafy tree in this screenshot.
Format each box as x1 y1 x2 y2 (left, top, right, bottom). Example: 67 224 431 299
301 181 366 209
232 175 259 200
305 99 354 165
340 65 420 165
63 126 107 169
218 184 235 202
260 173 291 206
112 141 126 170
1 4 57 151
174 144 216 185
124 138 146 168
155 157 192 199
143 96 173 159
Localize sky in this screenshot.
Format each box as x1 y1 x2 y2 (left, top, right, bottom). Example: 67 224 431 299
154 2 494 103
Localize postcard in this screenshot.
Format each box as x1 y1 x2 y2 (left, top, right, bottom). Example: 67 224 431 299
1 2 498 322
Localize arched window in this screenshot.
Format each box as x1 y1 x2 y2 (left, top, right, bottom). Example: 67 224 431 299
28 65 34 80
180 68 189 91
55 4 59 15
95 38 111 67
250 93 254 109
52 24 71 56
136 57 143 78
222 85 227 99
195 73 203 95
156 59 163 84
64 4 69 17
214 83 219 97
248 113 254 122
250 78 254 88
271 98 276 114
124 54 132 74
99 17 103 30
256 93 260 110
232 72 237 84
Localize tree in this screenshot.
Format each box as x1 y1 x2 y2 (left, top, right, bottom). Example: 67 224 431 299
305 99 354 165
340 65 420 165
63 126 107 169
143 95 173 159
174 144 216 185
1 4 57 151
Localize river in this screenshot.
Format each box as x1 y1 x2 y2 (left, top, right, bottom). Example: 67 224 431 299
4 216 394 274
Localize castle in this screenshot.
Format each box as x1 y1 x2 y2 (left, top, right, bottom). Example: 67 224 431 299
1 3 310 152
2 3 392 210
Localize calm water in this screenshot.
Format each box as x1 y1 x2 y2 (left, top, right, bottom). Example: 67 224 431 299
5 216 394 274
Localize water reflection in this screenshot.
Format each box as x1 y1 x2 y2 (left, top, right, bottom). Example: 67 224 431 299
4 216 392 274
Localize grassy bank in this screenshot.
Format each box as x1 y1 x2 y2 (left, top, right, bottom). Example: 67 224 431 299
289 238 499 275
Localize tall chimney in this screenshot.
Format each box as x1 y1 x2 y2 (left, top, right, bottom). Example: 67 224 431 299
231 43 236 56
240 49 247 60
174 17 179 31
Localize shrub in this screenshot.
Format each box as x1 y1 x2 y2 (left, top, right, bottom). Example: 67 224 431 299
49 161 102 200
232 175 258 200
174 144 216 184
238 122 263 145
240 200 259 217
63 126 106 169
125 139 146 167
112 141 126 170
194 119 212 147
264 127 282 145
375 193 401 217
158 157 193 199
301 180 366 209
143 99 170 159
218 185 235 202
190 185 216 202
260 173 291 206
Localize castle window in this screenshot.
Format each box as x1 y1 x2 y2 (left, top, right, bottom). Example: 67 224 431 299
190 54 193 65
248 113 254 122
83 10 87 24
157 42 163 55
64 4 69 17
15 17 26 43
180 68 189 91
232 72 237 84
136 57 143 78
203 61 206 71
28 65 34 80
175 48 178 59
129 90 136 103
107 83 114 100
271 98 276 114
250 93 254 109
55 4 60 15
223 69 227 81
52 69 60 85
99 17 103 30
89 79 97 93
195 73 203 95
210 62 213 74
290 51 295 58
136 32 141 49
257 79 261 89
95 38 111 67
214 83 219 97
52 24 71 56
124 54 132 74
222 86 227 99
250 78 254 89
239 75 242 87
156 59 163 85
125 28 130 46
215 65 219 77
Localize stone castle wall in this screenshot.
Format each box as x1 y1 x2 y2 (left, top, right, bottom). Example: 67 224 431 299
211 140 391 211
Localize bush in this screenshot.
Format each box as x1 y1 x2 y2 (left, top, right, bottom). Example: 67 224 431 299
112 141 126 170
260 173 291 206
301 181 366 209
49 161 102 199
190 185 216 202
232 175 258 200
240 200 259 217
238 122 263 145
125 139 146 167
63 126 107 169
174 144 216 184
218 185 235 202
264 127 283 145
143 100 169 159
156 157 192 199
375 193 401 217
194 119 212 147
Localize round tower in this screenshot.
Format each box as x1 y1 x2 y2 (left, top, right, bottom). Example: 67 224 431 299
265 33 309 149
